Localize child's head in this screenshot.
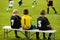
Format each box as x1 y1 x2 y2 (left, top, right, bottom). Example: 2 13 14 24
40 10 45 15
23 9 29 15
13 9 18 15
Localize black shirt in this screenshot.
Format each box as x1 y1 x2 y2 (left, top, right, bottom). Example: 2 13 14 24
37 16 50 28
11 15 21 29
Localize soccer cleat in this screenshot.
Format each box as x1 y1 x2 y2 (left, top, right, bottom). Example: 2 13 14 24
16 36 20 38
55 11 57 14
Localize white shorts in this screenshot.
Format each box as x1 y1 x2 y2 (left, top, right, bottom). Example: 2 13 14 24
9 4 13 7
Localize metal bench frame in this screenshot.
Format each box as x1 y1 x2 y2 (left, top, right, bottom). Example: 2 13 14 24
3 26 56 40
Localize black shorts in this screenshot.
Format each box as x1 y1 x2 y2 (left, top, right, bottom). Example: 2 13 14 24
39 26 52 30
18 1 22 5
48 1 53 6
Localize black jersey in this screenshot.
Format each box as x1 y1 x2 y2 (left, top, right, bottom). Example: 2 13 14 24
37 16 50 29
11 15 21 29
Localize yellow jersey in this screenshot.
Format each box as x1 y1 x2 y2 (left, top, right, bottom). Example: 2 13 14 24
21 15 32 29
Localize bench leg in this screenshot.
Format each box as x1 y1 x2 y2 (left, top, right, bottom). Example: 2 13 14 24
6 30 8 38
51 33 55 40
4 29 9 38
28 32 30 40
54 33 55 40
4 29 5 38
25 31 30 40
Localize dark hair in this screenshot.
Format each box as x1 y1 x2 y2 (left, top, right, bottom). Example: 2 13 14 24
23 9 29 15
40 10 45 15
9 0 12 1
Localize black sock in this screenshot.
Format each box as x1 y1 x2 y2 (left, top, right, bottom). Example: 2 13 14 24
15 30 18 36
48 33 52 38
47 7 49 14
36 32 39 38
43 33 46 38
52 7 57 13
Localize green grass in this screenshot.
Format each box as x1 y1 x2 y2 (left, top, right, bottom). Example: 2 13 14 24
0 0 60 40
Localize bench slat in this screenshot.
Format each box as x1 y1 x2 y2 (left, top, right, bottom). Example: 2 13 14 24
3 26 56 33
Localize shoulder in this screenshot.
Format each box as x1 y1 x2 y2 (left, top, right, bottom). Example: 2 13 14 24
17 15 20 17
28 15 32 19
37 16 43 20
44 17 48 20
17 16 21 19
11 16 15 19
38 16 41 19
21 15 25 18
11 16 15 18
44 17 49 22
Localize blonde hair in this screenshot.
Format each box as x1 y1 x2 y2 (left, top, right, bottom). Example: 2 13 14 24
13 9 18 14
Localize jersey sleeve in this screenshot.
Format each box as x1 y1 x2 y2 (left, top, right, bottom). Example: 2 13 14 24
37 17 40 28
11 16 15 26
45 17 50 25
21 17 24 27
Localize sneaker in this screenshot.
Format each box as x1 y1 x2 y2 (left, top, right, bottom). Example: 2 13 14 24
48 37 51 40
55 11 57 14
16 36 20 38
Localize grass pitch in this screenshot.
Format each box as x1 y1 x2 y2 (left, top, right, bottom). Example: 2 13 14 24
0 0 60 40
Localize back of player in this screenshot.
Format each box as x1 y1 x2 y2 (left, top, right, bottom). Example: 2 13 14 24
10 9 21 38
37 16 52 30
21 9 32 30
21 15 32 29
36 10 53 40
11 15 21 29
21 9 32 39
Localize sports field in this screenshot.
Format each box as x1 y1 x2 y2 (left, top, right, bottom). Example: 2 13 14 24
0 0 60 40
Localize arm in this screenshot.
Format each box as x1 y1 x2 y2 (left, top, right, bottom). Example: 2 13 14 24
11 16 15 26
37 18 41 29
45 17 53 29
11 20 14 26
45 17 50 26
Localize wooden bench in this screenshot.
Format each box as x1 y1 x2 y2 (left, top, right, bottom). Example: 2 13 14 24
3 26 56 40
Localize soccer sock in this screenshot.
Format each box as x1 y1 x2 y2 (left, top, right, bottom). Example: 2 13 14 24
25 31 29 38
47 7 49 14
15 30 18 36
36 32 39 38
43 33 46 38
52 7 57 13
48 33 52 38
